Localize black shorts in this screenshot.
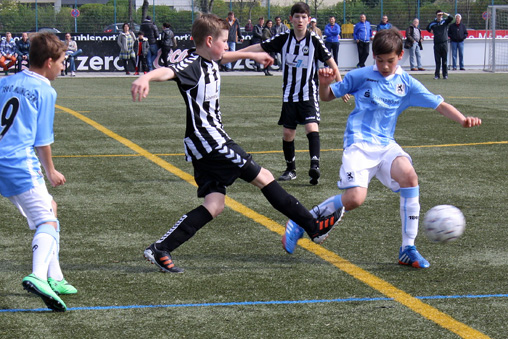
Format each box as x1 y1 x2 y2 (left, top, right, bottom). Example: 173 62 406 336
192 140 262 198
278 100 320 129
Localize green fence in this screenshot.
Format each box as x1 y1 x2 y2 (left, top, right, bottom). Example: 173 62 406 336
1 0 508 35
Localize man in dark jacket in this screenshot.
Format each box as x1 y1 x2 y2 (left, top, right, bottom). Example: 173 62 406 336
224 11 243 71
448 14 468 70
140 16 159 71
252 17 265 72
426 10 453 79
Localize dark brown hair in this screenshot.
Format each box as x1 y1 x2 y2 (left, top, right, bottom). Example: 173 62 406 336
372 28 403 56
29 32 66 68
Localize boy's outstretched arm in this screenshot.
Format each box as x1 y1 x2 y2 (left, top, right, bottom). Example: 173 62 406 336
221 50 273 68
318 68 339 102
320 60 350 103
436 102 482 128
131 67 175 102
237 44 265 53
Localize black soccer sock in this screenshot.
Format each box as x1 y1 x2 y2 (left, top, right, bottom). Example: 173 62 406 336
282 139 296 171
261 181 314 233
156 205 213 252
307 131 320 167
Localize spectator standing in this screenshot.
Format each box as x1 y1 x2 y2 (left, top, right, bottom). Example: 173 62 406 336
405 18 425 71
16 32 30 73
271 16 285 36
271 16 285 69
353 14 372 68
0 32 17 75
309 18 323 38
324 16 340 65
225 11 243 71
262 20 274 76
140 16 159 71
134 31 149 75
252 17 265 72
63 33 82 77
377 15 392 31
448 14 468 70
160 22 177 68
245 19 254 32
426 10 453 79
117 23 137 75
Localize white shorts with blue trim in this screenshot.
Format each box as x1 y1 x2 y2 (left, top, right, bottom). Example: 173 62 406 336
8 182 56 230
338 142 412 193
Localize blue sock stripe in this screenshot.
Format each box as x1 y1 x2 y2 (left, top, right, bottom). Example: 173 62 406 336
333 194 344 209
400 186 419 198
35 223 59 241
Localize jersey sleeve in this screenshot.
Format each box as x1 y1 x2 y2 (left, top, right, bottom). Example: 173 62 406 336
34 85 56 147
330 70 358 98
261 32 288 53
169 54 201 89
313 34 332 63
407 76 444 109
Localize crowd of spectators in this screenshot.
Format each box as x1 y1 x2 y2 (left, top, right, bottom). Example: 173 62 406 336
0 13 471 76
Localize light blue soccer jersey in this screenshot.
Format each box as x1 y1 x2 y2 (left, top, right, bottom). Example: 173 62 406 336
0 70 56 197
330 65 444 148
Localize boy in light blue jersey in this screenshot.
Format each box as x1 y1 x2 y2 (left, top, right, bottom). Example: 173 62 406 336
283 29 482 267
0 33 77 311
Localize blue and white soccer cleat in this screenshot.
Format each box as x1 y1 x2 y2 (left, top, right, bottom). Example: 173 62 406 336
282 219 305 254
398 245 430 268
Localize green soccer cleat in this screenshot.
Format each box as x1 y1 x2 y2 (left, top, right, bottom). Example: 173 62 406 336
48 277 78 295
22 274 67 312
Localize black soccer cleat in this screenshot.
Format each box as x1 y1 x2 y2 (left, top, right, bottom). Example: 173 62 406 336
308 165 320 185
144 243 184 273
310 207 345 244
278 170 297 181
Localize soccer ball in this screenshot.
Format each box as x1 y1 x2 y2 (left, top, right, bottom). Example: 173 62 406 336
423 205 466 243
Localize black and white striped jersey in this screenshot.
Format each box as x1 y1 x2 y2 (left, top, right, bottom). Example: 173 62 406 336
169 50 231 162
261 30 332 103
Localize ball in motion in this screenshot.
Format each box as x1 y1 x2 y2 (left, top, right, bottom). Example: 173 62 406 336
423 205 465 243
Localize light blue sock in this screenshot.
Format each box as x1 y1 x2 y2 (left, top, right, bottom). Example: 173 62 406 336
310 194 343 218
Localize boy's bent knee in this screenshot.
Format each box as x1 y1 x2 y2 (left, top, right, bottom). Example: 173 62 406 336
251 168 275 189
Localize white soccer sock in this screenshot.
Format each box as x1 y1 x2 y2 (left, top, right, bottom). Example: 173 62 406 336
31 225 58 280
310 194 343 218
47 229 64 281
400 186 420 248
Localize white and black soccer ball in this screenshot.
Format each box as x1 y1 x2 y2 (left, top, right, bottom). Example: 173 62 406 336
423 205 466 243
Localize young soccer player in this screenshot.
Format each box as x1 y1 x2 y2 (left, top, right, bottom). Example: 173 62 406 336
131 14 344 273
239 2 348 185
0 33 77 312
282 29 482 266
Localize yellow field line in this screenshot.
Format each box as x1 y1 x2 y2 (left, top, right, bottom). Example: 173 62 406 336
56 104 490 339
53 141 507 158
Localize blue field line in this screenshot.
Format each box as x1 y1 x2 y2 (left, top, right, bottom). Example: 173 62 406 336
1 293 507 313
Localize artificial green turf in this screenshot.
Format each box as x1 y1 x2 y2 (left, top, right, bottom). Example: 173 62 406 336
0 73 507 338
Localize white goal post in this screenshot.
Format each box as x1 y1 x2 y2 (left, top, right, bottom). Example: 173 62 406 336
484 5 508 72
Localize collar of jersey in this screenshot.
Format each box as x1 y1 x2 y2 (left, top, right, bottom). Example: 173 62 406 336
23 70 51 85
372 64 403 80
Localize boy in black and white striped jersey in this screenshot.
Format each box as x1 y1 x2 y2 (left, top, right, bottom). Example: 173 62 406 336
131 14 344 272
